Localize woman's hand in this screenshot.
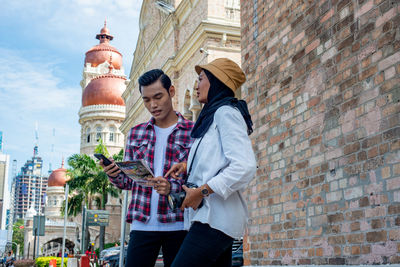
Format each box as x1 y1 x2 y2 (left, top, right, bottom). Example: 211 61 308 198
180 185 203 211
165 162 187 179
146 176 171 195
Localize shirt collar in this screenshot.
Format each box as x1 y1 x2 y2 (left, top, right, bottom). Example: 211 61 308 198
145 112 191 130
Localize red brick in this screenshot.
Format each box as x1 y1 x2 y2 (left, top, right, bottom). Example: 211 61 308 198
366 230 387 242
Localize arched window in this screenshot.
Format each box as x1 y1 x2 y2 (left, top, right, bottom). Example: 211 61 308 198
96 126 102 142
86 128 91 143
109 126 115 142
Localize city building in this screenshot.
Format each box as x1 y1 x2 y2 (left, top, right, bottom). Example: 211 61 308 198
121 0 241 134
0 152 10 230
14 146 47 220
79 22 127 156
241 0 400 265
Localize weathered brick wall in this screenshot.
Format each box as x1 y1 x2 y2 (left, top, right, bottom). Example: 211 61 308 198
241 0 400 265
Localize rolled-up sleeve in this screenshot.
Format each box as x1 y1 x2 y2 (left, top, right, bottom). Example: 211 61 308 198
109 172 133 190
207 107 257 200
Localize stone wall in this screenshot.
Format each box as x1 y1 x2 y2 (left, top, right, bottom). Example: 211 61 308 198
241 0 400 265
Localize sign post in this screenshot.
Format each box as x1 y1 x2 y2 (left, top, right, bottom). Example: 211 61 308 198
86 210 109 227
61 184 69 267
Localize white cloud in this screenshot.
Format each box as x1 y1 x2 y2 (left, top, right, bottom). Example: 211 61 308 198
0 0 143 173
0 0 143 72
0 47 81 172
0 48 80 112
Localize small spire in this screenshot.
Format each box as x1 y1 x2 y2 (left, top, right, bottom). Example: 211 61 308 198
61 157 64 168
104 18 107 28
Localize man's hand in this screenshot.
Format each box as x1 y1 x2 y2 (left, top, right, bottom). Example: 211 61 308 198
147 176 171 195
180 185 203 211
99 158 121 178
164 162 187 179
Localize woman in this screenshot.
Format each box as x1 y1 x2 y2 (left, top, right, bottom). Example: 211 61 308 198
166 58 256 266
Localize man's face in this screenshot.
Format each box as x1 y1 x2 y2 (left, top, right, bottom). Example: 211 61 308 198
141 79 175 122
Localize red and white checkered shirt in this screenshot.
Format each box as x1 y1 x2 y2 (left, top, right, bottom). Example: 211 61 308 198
109 112 194 224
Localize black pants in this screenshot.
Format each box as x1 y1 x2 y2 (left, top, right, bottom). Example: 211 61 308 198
126 230 187 267
171 222 234 267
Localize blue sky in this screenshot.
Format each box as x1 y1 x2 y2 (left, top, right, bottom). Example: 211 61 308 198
0 0 142 177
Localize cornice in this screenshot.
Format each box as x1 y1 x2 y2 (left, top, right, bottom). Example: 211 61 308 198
78 105 125 124
129 0 200 80
163 20 241 73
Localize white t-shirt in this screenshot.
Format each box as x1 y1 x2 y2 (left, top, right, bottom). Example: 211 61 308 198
131 123 184 231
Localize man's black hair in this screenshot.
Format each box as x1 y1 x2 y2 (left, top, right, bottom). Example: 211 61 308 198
138 69 171 93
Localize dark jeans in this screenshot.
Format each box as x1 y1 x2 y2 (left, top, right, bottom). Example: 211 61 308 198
171 222 234 267
126 230 187 267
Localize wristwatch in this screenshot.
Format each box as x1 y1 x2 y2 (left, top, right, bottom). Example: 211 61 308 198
201 185 210 197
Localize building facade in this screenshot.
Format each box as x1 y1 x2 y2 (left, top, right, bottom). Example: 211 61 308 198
0 153 10 230
78 23 126 248
79 23 127 156
241 0 400 265
14 146 47 220
24 163 78 257
121 0 242 135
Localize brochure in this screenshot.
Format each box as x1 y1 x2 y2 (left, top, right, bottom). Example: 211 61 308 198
115 160 154 186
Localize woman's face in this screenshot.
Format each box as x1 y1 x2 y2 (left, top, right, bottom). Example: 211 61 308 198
196 70 210 103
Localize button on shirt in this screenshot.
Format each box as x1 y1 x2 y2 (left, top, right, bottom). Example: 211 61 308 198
109 112 194 224
185 106 257 238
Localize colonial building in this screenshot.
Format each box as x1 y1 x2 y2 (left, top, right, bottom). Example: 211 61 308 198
241 0 400 265
24 163 78 257
79 22 127 156
77 22 126 249
121 0 242 135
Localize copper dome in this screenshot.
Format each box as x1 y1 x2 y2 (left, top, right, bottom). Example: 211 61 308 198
85 44 122 69
84 22 122 69
82 74 126 107
48 167 68 187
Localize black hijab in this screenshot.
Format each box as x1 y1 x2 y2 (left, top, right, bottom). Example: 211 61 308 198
190 69 253 138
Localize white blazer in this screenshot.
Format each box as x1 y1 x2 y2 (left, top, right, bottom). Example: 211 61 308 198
185 105 257 238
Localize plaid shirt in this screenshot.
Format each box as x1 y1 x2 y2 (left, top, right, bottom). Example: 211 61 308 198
109 112 194 224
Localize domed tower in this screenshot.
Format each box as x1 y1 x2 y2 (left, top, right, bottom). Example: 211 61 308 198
45 161 68 219
79 22 127 155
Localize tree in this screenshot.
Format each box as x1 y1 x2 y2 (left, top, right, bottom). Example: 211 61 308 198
62 139 123 252
12 219 24 256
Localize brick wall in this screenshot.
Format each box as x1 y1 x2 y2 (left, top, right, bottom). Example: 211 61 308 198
241 0 400 265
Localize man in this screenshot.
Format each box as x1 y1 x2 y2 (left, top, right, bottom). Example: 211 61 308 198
100 69 194 267
5 251 14 267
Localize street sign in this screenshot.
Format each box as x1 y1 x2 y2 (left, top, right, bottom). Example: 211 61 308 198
86 210 109 226
33 215 45 236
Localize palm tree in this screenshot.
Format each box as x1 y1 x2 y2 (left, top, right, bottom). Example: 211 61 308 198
63 139 123 252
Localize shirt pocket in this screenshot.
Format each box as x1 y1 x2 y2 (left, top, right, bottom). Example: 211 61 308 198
129 139 149 160
172 139 191 163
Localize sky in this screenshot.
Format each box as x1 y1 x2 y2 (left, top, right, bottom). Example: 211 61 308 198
0 0 143 178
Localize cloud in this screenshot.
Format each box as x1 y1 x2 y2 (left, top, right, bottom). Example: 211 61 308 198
0 48 80 113
0 0 143 72
0 0 143 174
0 47 81 172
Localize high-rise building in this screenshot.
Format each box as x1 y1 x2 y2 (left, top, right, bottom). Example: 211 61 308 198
79 22 127 156
14 145 47 219
0 151 10 230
